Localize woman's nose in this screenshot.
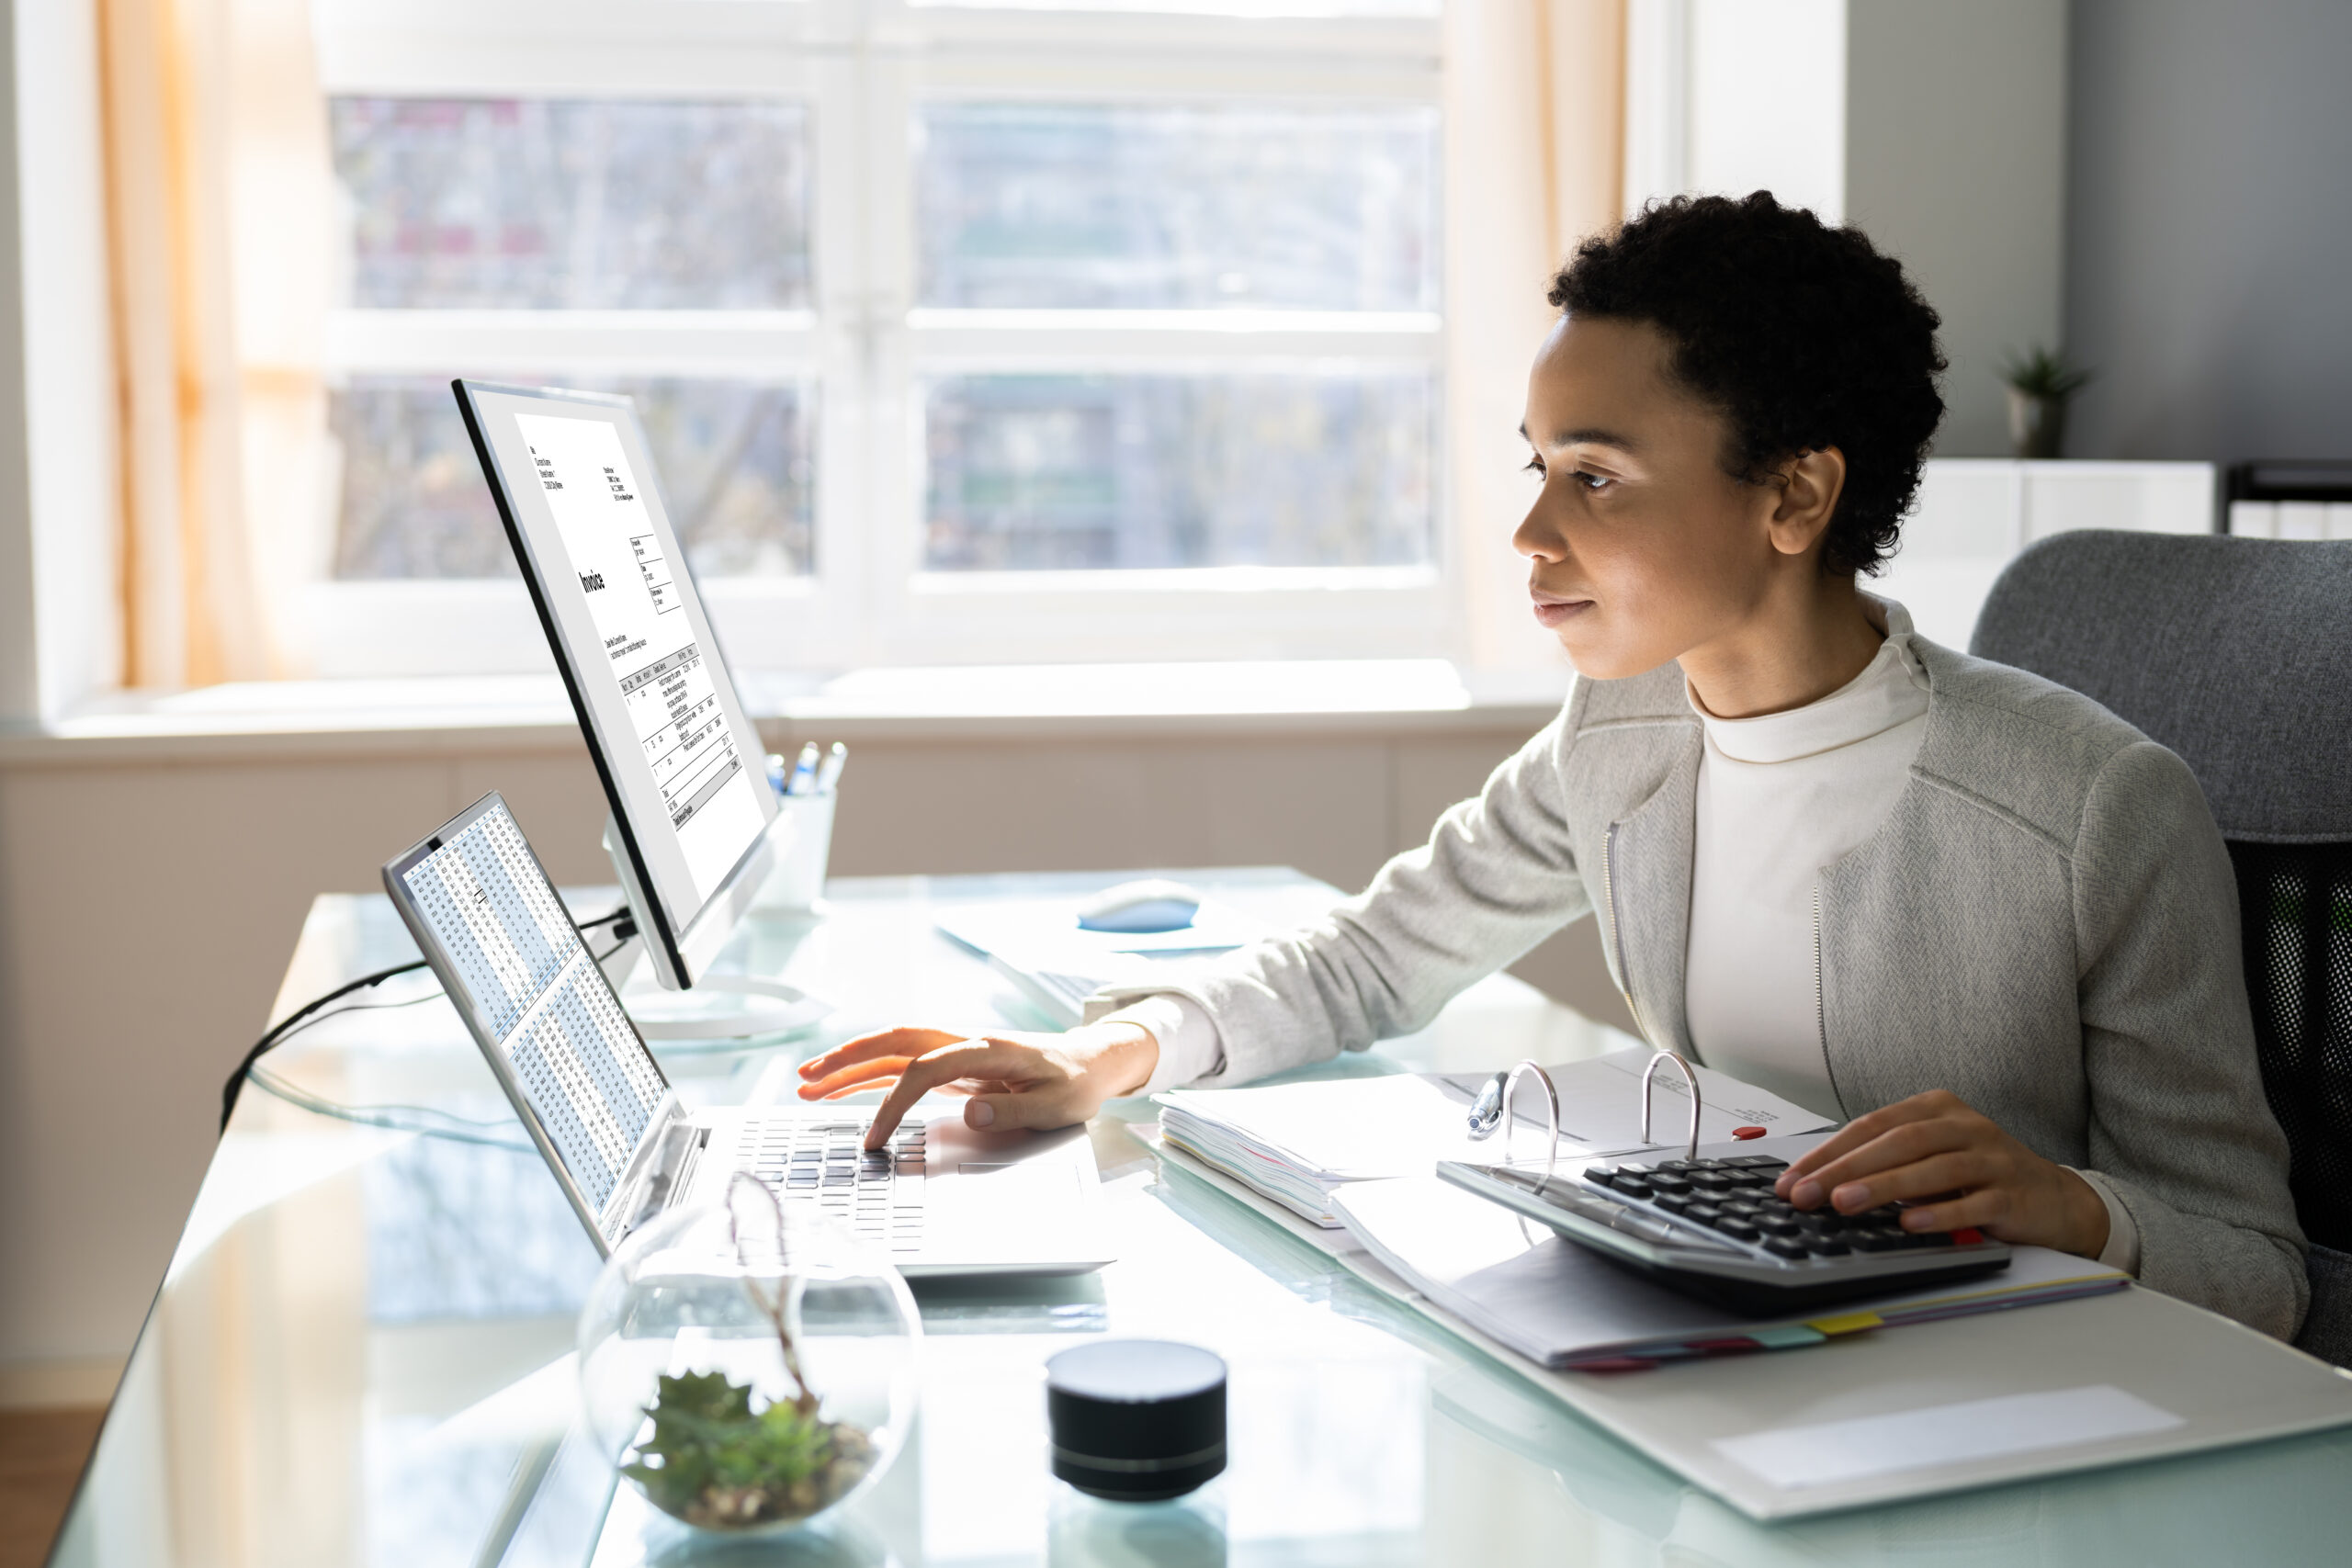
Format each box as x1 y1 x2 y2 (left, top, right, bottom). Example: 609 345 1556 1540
1513 494 1566 562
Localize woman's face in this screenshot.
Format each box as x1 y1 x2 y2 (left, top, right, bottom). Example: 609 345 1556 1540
1513 314 1792 681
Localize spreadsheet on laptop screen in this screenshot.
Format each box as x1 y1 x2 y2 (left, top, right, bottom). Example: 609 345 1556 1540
399 802 667 1210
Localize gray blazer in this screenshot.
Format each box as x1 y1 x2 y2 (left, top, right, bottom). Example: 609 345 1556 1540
1101 631 2309 1337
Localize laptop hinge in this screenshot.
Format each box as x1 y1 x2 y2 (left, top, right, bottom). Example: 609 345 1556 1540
623 1120 707 1236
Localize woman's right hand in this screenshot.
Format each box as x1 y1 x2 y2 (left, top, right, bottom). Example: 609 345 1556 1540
795 1021 1160 1150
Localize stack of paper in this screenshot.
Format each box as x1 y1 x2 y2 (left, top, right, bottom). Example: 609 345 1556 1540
1155 1047 1835 1227
1329 1172 2131 1371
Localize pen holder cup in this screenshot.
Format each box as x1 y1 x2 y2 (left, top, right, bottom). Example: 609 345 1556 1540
752 791 837 916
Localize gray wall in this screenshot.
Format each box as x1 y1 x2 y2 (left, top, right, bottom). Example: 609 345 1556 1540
2065 0 2352 461
1846 0 2069 459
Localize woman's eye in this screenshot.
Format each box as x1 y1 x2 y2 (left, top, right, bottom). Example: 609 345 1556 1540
1521 457 1546 478
1574 470 1612 492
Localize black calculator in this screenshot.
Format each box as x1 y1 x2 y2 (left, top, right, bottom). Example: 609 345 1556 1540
1437 1151 2011 1314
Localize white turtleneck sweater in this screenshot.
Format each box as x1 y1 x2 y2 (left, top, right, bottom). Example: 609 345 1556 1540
1113 600 2139 1272
1681 617 1931 1118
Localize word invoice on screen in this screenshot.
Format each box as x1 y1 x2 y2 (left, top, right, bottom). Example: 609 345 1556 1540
514 412 765 903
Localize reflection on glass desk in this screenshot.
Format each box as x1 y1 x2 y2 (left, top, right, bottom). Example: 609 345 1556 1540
47 871 2352 1567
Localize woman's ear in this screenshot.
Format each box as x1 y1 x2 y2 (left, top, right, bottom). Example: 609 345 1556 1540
1765 446 1849 558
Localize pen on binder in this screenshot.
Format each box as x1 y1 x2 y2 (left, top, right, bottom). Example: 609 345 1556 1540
785 742 820 795
814 742 847 796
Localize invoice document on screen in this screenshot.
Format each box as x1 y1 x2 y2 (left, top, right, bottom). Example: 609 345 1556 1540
515 412 765 903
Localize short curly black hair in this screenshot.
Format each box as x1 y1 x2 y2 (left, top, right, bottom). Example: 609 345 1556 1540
1548 192 1946 577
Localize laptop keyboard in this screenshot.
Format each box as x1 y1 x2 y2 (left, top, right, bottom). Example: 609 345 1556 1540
747 1119 928 1256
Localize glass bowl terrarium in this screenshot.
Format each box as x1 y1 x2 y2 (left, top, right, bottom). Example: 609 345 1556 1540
579 1176 921 1536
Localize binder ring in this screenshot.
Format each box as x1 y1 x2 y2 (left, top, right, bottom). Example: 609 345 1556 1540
1465 1059 1560 1179
1640 1050 1702 1163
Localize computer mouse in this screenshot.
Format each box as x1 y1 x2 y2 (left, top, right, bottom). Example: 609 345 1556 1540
1076 878 1203 934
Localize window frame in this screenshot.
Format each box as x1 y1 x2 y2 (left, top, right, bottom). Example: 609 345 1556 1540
310 0 1453 677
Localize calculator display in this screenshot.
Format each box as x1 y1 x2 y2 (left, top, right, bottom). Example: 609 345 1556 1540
399 800 668 1212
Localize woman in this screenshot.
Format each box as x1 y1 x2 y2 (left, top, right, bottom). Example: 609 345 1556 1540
798 194 2307 1338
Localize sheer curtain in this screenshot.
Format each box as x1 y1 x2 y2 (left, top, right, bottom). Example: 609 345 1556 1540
1445 0 1627 670
99 0 330 687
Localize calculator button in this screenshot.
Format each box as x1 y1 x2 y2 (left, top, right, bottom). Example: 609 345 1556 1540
1718 1199 1760 1217
1656 1160 1696 1174
1762 1237 1808 1260
1691 1159 1730 1171
1645 1172 1691 1194
1654 1192 1693 1213
1683 1202 1724 1225
1689 1172 1736 1194
1728 1156 1787 1170
1758 1217 1803 1237
1614 1163 1655 1176
1803 1235 1851 1257
1717 1219 1760 1242
1612 1180 1654 1201
1852 1230 1909 1252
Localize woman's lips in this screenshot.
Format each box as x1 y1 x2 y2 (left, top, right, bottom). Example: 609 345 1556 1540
1531 593 1593 628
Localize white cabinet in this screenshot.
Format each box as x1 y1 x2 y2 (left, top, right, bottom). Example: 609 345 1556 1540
1872 460 2215 650
2226 500 2352 540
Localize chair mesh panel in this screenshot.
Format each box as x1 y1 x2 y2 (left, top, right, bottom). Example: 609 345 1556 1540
2229 840 2352 1252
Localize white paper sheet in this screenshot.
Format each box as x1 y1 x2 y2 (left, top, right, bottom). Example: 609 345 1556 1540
1711 1384 2185 1491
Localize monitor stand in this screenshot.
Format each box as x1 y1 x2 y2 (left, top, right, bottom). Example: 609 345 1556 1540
601 817 832 1043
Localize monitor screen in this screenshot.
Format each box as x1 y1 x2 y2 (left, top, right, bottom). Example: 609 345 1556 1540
454 382 777 980
388 795 672 1231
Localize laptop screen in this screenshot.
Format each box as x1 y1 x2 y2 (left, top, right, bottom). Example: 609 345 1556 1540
390 795 671 1223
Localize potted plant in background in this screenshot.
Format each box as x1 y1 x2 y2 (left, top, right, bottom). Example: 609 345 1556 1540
2001 345 2093 460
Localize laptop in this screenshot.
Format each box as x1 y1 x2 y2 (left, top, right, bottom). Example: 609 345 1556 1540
383 790 1114 1274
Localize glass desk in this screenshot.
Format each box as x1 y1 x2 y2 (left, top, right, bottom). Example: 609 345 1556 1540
47 872 2352 1567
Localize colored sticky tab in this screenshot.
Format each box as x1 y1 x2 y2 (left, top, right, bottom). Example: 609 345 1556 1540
1749 1325 1827 1349
1805 1310 1886 1337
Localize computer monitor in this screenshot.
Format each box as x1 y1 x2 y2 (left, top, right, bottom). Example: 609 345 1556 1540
453 380 785 1000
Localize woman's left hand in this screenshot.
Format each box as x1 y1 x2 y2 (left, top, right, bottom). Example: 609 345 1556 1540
1773 1089 2112 1258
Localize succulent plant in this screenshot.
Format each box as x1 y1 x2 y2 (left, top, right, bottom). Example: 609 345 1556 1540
2000 344 2092 400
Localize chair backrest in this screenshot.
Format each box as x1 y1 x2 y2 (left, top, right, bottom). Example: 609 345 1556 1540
1971 531 2352 1258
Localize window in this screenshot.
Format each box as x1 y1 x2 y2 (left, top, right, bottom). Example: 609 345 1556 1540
311 0 1446 676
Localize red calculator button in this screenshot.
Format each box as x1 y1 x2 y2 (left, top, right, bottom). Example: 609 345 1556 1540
1731 1125 1768 1141
1951 1227 1985 1245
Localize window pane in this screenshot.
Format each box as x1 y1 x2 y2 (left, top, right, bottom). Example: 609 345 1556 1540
922 372 1435 571
329 377 816 579
331 99 812 310
916 104 1439 311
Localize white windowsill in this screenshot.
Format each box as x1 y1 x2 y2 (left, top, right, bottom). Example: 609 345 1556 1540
0 659 1573 765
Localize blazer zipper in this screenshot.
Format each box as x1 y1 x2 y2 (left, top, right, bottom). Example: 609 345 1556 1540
1602 823 1657 1046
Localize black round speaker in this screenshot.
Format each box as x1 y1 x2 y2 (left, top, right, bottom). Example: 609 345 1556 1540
1046 1339 1227 1502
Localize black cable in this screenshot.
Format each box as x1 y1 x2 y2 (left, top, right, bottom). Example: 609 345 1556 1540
220 908 638 1134
220 960 427 1132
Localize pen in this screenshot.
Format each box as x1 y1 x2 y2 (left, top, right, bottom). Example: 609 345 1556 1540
814 741 847 796
785 741 820 795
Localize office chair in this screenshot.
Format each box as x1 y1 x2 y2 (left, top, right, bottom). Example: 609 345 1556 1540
1972 529 2352 1365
